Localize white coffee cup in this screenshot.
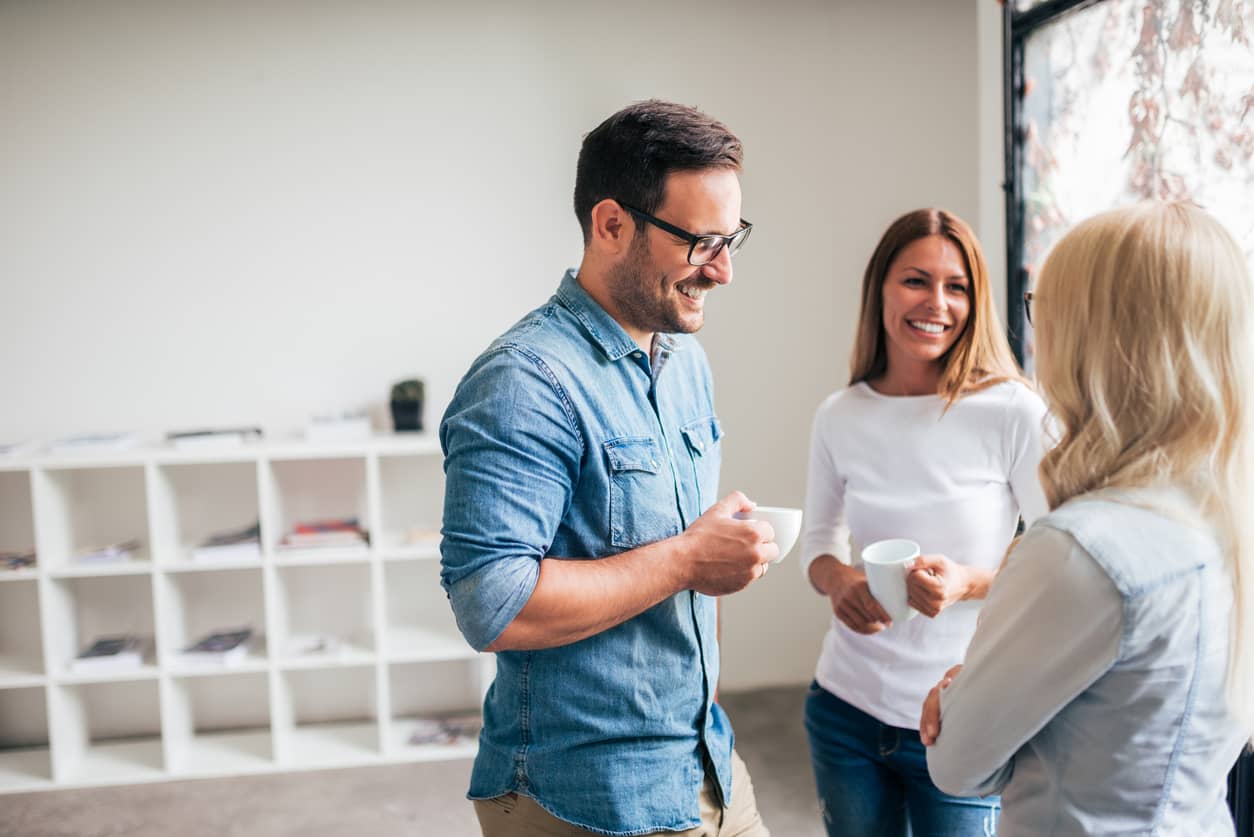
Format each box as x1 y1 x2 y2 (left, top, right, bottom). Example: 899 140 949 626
734 506 803 564
860 538 921 623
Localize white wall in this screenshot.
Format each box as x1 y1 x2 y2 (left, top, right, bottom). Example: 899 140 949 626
0 0 996 691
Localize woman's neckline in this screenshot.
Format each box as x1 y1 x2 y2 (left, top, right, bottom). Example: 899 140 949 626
858 379 941 399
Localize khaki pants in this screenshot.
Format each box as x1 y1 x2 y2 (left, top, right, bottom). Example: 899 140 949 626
473 749 770 837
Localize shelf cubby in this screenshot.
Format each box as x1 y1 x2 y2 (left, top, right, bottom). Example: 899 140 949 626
0 580 43 683
157 568 267 674
275 665 379 767
49 679 164 784
383 560 472 663
33 466 150 571
163 672 273 775
272 563 374 666
148 462 261 568
387 659 490 759
0 686 51 789
45 574 157 680
374 454 444 558
264 457 369 562
0 469 35 571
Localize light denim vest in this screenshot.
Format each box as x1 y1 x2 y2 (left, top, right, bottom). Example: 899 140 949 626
1006 495 1246 835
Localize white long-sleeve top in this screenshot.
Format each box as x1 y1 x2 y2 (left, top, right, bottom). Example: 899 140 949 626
800 380 1048 728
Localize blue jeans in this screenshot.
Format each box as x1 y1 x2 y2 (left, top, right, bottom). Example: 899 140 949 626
804 683 998 837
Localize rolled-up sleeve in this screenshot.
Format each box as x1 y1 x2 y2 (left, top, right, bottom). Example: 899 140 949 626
927 524 1122 797
438 347 582 651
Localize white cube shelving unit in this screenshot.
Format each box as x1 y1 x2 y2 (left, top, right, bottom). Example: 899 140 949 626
0 434 490 793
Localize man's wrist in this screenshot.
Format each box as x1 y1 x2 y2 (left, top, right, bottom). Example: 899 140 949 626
667 531 696 593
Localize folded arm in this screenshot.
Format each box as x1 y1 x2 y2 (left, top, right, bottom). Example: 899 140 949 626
925 525 1122 797
440 349 773 653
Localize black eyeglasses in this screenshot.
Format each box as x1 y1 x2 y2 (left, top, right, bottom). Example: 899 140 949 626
617 201 753 266
1023 291 1035 326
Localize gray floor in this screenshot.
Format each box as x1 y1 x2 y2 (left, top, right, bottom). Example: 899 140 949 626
0 686 823 837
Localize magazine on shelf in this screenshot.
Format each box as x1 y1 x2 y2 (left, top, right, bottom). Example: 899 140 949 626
166 427 263 451
284 633 346 658
71 635 144 672
1 549 36 571
75 538 142 563
305 412 371 443
404 526 441 546
406 713 482 747
0 441 37 458
279 517 369 550
179 627 253 667
192 522 262 562
47 432 142 453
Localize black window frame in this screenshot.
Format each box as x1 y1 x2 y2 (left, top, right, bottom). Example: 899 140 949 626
1003 3 1253 831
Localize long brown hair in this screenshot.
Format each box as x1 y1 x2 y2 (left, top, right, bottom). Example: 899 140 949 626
849 208 1024 403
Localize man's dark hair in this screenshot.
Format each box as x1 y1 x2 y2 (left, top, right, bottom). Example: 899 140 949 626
573 100 743 245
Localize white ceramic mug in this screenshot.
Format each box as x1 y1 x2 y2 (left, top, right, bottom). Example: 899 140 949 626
734 506 803 563
860 538 921 623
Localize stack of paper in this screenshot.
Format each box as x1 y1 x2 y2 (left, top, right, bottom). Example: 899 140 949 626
76 538 141 564
284 633 345 658
305 412 372 443
178 628 253 668
1 549 36 571
166 427 263 451
407 713 482 747
47 432 142 453
0 441 36 458
192 523 262 562
71 635 144 673
279 518 368 550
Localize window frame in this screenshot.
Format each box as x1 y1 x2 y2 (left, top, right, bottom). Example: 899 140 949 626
1002 0 1105 366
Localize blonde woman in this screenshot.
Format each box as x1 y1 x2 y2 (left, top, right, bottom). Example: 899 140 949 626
924 201 1254 835
801 208 1047 836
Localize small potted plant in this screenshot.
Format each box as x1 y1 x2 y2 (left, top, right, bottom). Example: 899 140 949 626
390 378 425 432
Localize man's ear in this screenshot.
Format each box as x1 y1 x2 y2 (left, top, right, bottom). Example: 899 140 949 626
589 198 634 257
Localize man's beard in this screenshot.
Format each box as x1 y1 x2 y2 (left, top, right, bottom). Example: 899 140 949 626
605 234 707 336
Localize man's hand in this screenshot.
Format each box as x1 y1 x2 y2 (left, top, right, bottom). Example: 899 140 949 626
678 491 778 596
920 664 963 746
810 556 894 635
906 554 971 618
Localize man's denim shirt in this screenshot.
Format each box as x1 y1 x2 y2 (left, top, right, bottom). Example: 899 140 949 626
439 270 732 836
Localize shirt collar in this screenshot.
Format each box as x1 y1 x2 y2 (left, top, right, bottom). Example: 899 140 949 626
555 268 673 363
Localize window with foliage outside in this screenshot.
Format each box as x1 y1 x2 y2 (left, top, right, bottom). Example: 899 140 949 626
1012 0 1254 368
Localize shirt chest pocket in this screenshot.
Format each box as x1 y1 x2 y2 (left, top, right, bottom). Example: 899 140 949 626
604 436 682 550
680 416 723 513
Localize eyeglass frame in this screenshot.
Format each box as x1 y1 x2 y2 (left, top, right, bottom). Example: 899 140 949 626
616 201 753 267
1023 291 1035 326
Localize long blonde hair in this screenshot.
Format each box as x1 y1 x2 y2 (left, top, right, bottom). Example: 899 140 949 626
1034 201 1254 739
849 208 1024 403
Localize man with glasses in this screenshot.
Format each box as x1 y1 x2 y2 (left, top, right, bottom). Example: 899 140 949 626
440 100 773 836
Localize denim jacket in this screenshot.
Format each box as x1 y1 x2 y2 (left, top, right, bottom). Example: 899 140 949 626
439 270 732 836
930 492 1247 835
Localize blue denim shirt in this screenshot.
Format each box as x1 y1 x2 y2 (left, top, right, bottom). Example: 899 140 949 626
439 270 732 836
